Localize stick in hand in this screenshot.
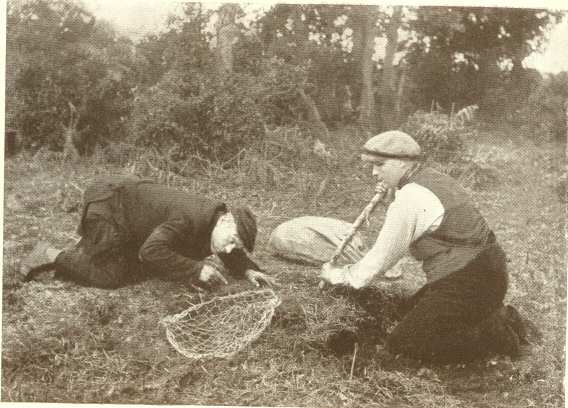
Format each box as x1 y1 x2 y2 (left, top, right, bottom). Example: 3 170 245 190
319 182 389 289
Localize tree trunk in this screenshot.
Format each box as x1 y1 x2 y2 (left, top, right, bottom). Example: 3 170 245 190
377 6 402 131
215 4 241 74
298 87 330 143
394 61 407 127
318 83 339 126
356 6 379 134
477 47 501 118
340 84 355 123
63 101 80 161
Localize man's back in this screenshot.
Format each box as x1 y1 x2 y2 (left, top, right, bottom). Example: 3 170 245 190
119 180 226 250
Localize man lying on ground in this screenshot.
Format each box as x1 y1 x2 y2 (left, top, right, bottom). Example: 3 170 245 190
319 130 537 363
21 175 276 290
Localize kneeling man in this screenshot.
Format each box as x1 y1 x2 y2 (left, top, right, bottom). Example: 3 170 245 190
320 131 533 362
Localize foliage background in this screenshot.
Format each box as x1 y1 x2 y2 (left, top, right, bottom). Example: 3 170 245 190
6 1 568 158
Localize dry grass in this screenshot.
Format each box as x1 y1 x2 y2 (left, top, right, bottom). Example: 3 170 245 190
2 127 566 407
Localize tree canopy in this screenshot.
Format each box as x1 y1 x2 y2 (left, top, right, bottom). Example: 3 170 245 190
6 1 566 157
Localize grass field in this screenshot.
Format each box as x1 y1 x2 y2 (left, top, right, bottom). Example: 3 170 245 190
2 126 566 407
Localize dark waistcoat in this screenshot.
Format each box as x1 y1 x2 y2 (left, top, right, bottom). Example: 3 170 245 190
406 167 495 282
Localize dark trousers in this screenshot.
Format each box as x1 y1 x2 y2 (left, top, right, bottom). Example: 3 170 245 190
54 204 143 289
384 244 519 363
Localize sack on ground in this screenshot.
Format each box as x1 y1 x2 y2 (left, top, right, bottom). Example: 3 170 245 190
268 216 368 265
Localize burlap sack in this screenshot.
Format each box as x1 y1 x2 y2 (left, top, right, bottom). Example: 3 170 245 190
268 216 368 266
269 216 425 297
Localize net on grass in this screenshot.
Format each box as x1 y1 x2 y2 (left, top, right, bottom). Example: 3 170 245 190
162 289 281 359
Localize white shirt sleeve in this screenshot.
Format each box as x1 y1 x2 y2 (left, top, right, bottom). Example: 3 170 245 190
341 183 445 289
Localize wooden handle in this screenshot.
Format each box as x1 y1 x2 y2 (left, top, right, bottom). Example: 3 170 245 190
329 187 387 265
319 182 388 289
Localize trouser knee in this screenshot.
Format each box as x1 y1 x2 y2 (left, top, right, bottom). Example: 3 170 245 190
385 324 423 359
55 248 130 289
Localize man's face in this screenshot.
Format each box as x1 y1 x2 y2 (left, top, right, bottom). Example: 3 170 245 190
211 213 244 254
370 158 406 188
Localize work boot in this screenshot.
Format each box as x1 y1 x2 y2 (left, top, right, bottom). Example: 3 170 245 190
479 307 521 358
504 305 543 346
20 241 57 280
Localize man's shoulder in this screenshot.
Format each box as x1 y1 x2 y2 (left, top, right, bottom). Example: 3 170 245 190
395 182 444 214
398 182 439 200
85 175 153 203
142 184 228 219
414 166 465 191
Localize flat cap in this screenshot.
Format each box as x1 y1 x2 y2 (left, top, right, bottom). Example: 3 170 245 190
361 130 421 161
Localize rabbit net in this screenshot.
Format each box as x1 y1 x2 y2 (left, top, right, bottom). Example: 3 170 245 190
162 289 281 359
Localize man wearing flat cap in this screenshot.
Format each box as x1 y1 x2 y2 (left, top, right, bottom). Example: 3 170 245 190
320 130 535 362
21 175 275 290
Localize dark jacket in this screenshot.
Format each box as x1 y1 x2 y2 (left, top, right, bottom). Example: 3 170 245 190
78 175 260 281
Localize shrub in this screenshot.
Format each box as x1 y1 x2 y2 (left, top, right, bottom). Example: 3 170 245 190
399 106 504 191
257 58 309 126
129 70 261 162
400 107 477 164
129 58 309 163
7 1 138 153
515 72 568 142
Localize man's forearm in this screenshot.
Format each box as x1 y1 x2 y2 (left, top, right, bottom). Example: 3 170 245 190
218 249 261 278
138 226 201 280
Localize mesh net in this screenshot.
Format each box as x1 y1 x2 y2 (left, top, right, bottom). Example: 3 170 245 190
161 289 281 360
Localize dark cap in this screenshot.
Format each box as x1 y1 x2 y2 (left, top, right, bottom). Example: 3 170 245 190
232 207 257 252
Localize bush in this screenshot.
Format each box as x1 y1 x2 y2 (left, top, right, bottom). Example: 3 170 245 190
129 58 309 163
7 1 138 153
400 107 477 164
399 106 505 191
129 70 263 162
515 72 568 142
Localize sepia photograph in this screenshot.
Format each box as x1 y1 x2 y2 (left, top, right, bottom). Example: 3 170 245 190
2 0 567 406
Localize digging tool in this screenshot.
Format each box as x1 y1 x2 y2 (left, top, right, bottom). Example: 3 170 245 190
319 181 389 289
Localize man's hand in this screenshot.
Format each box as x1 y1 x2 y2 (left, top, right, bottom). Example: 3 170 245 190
198 263 228 289
383 268 404 280
375 181 388 195
245 269 278 288
319 262 347 286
